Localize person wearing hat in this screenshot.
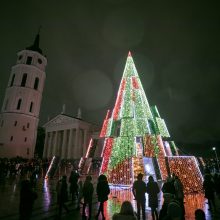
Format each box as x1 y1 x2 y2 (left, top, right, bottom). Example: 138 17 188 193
132 173 147 220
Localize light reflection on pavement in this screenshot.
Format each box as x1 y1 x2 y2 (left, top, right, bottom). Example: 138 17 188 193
0 177 219 220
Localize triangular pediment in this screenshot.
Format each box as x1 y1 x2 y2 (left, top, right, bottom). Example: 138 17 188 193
43 114 80 128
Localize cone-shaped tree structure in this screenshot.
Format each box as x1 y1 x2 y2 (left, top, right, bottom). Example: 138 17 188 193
100 52 171 185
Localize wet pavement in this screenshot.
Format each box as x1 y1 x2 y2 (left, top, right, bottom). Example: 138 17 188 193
0 175 219 220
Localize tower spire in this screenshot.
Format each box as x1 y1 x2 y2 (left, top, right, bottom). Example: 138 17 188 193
26 26 43 54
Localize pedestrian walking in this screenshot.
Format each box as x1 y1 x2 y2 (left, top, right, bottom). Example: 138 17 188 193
69 170 80 201
82 175 94 220
57 175 69 219
203 174 216 212
160 176 176 220
146 176 160 220
96 174 110 220
19 180 37 220
76 178 83 210
173 175 185 219
132 173 147 220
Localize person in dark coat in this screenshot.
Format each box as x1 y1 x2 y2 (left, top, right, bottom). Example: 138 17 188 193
30 170 38 188
203 174 216 211
173 175 185 220
96 174 110 220
159 176 176 220
195 209 206 220
132 173 147 220
57 175 69 218
82 175 94 219
146 176 160 220
166 198 182 220
19 180 37 220
112 200 138 220
77 179 83 210
69 170 80 201
213 173 220 198
161 176 175 195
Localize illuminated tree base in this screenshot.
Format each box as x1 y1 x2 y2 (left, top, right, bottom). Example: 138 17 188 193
167 156 203 193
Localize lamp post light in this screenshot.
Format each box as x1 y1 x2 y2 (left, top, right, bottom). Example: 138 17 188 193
212 147 220 173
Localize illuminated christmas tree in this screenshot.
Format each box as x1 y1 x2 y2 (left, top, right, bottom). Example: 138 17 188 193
99 52 203 193
100 52 171 185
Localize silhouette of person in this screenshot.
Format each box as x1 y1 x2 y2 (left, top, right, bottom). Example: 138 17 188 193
195 209 206 220
162 176 175 195
69 170 80 201
203 174 216 211
77 178 83 210
146 176 160 220
132 173 147 220
166 198 182 220
96 174 110 220
213 173 220 198
173 175 185 219
160 176 176 220
82 175 94 220
112 200 137 220
19 180 37 220
57 175 69 218
30 170 37 188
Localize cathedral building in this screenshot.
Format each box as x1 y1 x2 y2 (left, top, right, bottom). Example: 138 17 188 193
0 33 47 158
42 108 101 159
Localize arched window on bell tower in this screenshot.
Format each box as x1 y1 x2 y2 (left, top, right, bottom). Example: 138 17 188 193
29 102 33 112
10 74 15 87
21 73 27 87
34 77 39 90
26 56 32 65
17 99 22 110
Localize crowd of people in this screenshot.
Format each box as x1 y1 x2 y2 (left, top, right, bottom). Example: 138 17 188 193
1 156 220 220
0 157 49 185
55 171 110 220
53 170 215 220
0 157 102 183
132 173 186 220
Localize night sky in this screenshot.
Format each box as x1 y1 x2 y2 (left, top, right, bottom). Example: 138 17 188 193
0 1 220 156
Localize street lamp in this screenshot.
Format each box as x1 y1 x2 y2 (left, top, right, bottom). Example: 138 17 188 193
212 147 220 173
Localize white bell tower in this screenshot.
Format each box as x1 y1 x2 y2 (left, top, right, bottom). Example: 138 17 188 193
0 32 47 158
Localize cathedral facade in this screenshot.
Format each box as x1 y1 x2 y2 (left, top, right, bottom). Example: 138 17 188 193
43 113 101 159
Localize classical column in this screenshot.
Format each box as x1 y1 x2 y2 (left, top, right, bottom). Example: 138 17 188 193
43 132 49 158
74 128 79 159
71 129 76 159
65 130 70 158
67 129 73 159
83 129 88 156
61 130 67 159
53 131 58 156
47 132 53 158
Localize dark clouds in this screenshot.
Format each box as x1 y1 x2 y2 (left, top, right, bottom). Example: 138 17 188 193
0 1 220 153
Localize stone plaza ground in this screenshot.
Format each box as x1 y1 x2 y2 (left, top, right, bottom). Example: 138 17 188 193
0 175 219 220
